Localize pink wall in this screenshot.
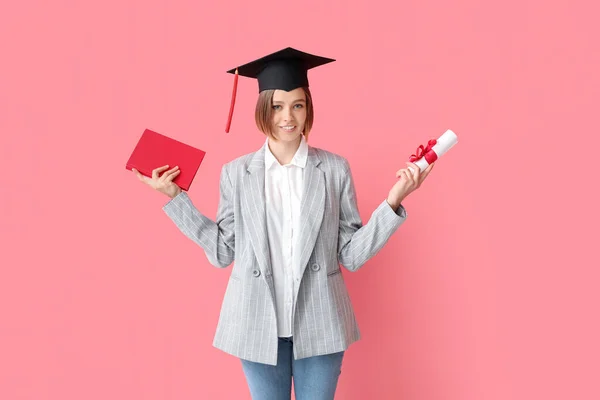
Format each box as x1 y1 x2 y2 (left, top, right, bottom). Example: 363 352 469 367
1 0 598 399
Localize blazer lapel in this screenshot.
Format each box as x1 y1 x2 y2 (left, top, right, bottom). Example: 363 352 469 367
294 147 326 280
241 145 273 281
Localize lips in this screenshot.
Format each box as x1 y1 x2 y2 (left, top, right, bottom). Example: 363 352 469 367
279 125 296 132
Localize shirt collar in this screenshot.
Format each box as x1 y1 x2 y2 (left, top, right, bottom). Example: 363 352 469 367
264 135 308 169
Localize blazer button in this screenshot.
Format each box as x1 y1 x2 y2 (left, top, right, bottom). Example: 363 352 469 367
311 263 320 272
252 269 261 277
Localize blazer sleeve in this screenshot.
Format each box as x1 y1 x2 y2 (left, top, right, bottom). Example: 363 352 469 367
337 159 407 272
162 164 235 268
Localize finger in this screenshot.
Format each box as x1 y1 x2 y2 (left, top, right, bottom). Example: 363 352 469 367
406 162 421 181
406 161 419 171
400 169 414 184
161 167 180 180
160 166 179 182
397 168 410 179
420 163 435 181
400 170 413 185
152 165 170 179
132 168 146 182
164 169 181 182
406 162 420 181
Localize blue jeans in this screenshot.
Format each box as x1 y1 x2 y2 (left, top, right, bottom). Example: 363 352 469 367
240 337 345 400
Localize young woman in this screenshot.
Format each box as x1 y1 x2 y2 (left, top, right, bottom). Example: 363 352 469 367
133 47 434 400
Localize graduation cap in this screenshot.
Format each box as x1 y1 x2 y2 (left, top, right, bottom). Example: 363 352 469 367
225 47 336 132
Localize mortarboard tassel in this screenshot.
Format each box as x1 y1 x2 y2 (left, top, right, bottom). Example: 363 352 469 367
225 68 239 133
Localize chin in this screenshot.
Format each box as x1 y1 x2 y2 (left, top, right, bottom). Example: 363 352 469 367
273 126 304 141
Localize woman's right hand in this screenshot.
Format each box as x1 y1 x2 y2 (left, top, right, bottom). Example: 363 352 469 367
133 165 182 198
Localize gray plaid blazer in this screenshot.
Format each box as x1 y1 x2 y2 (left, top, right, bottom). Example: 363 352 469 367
162 143 407 365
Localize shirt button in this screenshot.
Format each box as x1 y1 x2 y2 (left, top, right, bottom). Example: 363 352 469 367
311 263 320 272
252 269 261 277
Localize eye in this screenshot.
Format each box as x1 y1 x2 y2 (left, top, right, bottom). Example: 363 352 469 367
294 104 304 109
272 105 281 110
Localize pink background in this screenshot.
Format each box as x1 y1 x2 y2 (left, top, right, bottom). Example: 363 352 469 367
1 0 599 399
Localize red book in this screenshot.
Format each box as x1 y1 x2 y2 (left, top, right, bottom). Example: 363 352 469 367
126 129 206 191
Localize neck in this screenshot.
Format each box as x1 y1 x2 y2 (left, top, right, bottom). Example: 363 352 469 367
267 135 302 165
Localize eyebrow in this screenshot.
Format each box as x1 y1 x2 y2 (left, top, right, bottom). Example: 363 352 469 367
272 99 306 104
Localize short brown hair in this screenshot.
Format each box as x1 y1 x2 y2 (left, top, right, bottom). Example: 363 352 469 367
255 87 314 142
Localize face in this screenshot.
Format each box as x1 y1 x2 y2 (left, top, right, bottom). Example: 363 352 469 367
271 88 307 142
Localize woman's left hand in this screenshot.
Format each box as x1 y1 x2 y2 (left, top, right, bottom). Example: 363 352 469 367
386 161 435 209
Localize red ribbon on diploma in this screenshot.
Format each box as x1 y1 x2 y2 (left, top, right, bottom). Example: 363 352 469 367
409 139 438 164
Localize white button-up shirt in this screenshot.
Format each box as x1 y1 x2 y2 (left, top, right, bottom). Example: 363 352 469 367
264 135 308 338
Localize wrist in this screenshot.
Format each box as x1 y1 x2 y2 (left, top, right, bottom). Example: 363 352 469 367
386 197 401 211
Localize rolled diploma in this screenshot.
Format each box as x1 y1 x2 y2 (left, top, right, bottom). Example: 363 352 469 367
408 129 458 173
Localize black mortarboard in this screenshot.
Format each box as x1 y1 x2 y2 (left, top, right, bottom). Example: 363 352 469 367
225 47 335 132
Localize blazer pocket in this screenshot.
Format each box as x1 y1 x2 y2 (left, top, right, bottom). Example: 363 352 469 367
327 269 341 277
